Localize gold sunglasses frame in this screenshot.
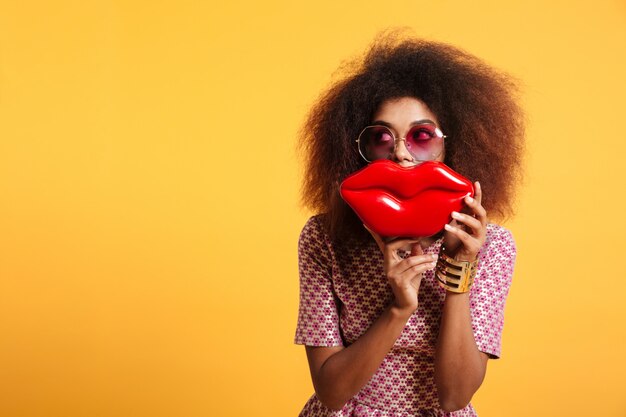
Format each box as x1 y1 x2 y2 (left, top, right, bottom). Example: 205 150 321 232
355 124 447 163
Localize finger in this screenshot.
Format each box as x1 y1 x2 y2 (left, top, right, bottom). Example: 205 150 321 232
442 221 461 251
392 253 438 274
459 200 473 215
409 275 422 291
451 211 482 235
410 242 424 257
474 181 483 207
449 217 462 228
464 193 488 226
474 181 488 225
397 259 437 280
443 223 480 252
363 224 385 253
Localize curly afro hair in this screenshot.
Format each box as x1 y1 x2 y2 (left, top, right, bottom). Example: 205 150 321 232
298 30 525 243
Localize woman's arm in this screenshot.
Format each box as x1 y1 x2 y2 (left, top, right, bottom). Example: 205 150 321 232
433 181 491 411
305 237 437 411
305 304 412 411
434 292 489 412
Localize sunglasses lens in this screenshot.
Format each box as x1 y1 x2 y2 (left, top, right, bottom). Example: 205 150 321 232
359 126 395 161
405 124 444 161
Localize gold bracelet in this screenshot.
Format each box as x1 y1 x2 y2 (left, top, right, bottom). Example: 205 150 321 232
435 250 478 293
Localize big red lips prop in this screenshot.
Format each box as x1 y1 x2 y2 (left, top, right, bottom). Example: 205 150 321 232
340 160 474 238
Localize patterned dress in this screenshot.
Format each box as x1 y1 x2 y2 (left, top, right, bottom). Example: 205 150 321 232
294 214 516 417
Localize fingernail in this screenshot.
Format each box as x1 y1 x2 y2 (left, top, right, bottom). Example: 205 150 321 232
466 195 474 203
451 211 460 219
444 224 453 231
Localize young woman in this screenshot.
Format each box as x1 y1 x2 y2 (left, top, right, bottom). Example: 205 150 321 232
294 32 525 417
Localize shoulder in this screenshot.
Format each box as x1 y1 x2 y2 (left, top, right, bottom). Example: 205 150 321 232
298 214 333 261
476 222 517 279
473 223 517 292
300 214 329 243
484 223 516 255
478 223 517 271
301 213 326 232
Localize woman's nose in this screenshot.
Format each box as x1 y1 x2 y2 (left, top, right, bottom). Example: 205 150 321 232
391 139 416 166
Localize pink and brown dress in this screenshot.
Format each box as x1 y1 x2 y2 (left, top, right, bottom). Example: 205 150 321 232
294 214 516 417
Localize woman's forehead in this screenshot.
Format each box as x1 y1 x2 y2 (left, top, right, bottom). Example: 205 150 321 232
372 97 439 127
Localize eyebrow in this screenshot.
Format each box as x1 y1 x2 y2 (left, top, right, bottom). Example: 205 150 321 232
371 119 437 129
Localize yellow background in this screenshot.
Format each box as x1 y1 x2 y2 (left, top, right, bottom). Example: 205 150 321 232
1 1 625 416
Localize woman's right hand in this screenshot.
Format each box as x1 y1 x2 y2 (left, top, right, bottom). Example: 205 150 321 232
365 226 438 316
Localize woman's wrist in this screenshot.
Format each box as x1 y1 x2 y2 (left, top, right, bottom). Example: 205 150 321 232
444 290 470 298
436 250 478 293
388 302 415 321
441 244 477 263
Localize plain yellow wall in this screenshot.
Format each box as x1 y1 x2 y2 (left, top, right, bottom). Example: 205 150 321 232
1 1 625 416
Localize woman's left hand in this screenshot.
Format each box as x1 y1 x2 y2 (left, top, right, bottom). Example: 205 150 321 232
441 181 488 262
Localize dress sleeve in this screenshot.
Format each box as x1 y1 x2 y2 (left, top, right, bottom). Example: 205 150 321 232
469 225 517 359
294 216 345 347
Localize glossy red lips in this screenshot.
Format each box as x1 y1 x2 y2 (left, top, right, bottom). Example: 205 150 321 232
340 160 474 238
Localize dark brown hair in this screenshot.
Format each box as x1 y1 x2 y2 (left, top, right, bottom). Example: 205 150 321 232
298 30 525 243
